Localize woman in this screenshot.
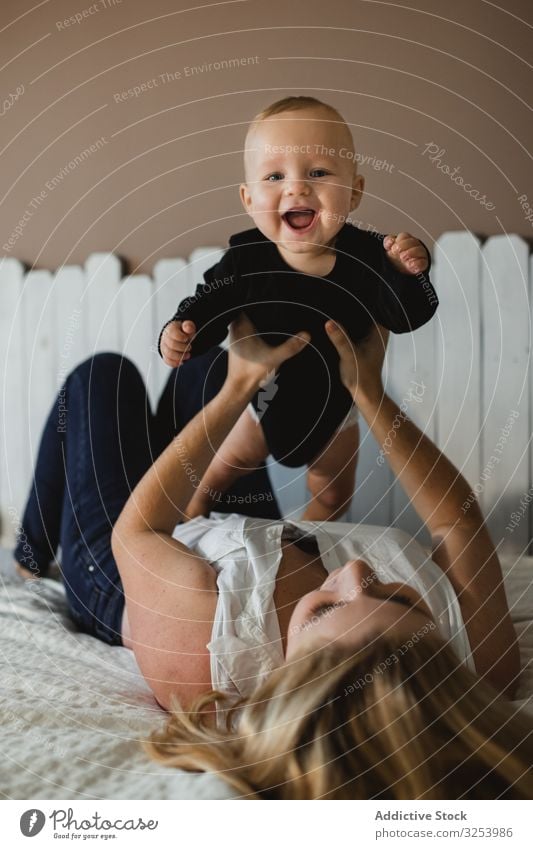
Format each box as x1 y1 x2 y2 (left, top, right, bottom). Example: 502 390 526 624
15 316 532 799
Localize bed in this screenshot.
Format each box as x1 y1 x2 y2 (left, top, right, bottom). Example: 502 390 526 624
0 547 234 800
0 541 531 800
1 232 532 798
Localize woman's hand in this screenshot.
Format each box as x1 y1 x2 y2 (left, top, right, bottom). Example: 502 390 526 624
325 321 389 406
226 312 310 395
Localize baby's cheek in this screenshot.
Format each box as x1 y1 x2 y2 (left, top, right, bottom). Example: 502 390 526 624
323 186 353 216
248 201 273 226
253 207 281 233
252 187 278 208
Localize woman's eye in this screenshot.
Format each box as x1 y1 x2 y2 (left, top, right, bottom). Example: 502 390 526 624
390 593 414 607
313 603 334 616
310 601 344 617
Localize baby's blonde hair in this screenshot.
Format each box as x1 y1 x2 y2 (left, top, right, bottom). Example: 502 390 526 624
244 96 356 172
253 95 347 126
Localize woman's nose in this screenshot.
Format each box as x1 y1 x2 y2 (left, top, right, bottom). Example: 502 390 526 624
334 559 377 597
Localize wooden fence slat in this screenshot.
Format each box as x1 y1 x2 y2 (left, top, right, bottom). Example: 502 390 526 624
54 265 86 385
116 274 155 408
481 235 531 552
435 232 482 492
0 259 27 540
83 253 122 355
20 269 57 514
21 269 57 452
187 246 225 279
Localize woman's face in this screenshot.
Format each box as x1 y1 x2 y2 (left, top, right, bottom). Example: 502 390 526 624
285 559 435 660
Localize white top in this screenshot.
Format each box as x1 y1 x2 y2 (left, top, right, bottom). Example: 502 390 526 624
172 514 475 728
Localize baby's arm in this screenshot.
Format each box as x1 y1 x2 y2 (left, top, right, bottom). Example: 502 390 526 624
157 248 245 364
375 231 437 332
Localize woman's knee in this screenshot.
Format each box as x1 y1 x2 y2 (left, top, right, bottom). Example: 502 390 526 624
67 353 146 405
72 353 137 386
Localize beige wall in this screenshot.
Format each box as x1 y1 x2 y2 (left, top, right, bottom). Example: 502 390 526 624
1 0 532 274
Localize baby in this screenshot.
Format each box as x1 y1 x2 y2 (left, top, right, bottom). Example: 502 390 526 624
158 96 437 521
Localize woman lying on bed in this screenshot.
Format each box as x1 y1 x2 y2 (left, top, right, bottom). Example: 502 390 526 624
15 316 533 799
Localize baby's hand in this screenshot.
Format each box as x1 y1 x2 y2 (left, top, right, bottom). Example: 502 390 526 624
383 233 429 275
160 320 196 367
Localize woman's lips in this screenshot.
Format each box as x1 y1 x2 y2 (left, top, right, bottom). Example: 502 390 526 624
282 209 318 233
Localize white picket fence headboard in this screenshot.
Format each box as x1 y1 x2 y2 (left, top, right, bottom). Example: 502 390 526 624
1 232 531 553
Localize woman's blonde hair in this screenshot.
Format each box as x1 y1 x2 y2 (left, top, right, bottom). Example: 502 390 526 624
146 632 533 799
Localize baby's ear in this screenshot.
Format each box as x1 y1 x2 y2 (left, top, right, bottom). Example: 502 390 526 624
239 183 253 214
350 173 365 211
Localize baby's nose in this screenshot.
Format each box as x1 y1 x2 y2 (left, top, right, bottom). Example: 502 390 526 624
285 178 309 193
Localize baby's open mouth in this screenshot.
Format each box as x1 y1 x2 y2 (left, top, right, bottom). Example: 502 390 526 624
282 208 317 231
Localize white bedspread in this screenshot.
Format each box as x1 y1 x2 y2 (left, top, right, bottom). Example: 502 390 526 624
0 548 234 800
0 546 531 800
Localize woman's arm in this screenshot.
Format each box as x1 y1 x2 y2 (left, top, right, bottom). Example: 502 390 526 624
115 317 309 539
111 317 309 708
112 371 255 709
326 321 520 698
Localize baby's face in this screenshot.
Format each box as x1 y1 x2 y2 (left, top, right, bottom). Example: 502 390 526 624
240 108 364 260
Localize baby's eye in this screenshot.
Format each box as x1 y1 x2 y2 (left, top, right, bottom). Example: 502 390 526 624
310 169 330 178
265 173 284 181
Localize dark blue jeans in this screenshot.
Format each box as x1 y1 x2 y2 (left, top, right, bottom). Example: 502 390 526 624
13 349 281 646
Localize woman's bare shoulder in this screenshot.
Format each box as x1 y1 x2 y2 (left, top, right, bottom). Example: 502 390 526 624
114 529 219 708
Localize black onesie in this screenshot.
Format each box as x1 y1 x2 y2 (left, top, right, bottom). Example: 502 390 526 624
158 224 437 467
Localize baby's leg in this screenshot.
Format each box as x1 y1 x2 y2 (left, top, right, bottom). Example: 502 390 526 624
302 422 359 522
185 407 269 519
